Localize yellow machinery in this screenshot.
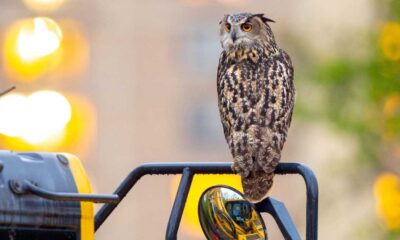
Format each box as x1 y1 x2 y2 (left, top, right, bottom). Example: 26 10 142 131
0 151 117 240
0 150 317 240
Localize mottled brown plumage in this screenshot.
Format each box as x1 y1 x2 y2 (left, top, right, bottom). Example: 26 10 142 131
217 13 295 202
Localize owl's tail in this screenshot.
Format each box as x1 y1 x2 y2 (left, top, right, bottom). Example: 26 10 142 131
242 171 274 203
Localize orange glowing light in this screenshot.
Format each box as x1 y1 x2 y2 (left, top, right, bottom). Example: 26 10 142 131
170 174 242 237
384 94 400 117
374 173 400 230
55 20 90 79
0 93 26 137
59 94 97 158
23 0 66 12
3 17 63 81
380 22 400 61
0 92 96 156
17 18 62 61
0 91 71 144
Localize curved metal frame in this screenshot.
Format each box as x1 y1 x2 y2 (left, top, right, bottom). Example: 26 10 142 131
94 162 318 240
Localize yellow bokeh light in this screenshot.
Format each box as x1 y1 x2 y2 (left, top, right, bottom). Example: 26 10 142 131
23 0 66 12
58 94 97 158
384 94 400 117
383 94 400 141
55 20 90 79
17 18 62 62
380 22 400 61
23 91 71 143
374 172 400 231
0 93 96 157
0 91 71 144
0 94 27 137
171 174 242 237
3 17 63 81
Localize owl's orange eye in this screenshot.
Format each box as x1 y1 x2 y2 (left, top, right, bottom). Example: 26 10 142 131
241 23 253 32
224 23 231 32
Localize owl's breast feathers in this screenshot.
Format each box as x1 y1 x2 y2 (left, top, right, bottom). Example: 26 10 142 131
217 47 295 151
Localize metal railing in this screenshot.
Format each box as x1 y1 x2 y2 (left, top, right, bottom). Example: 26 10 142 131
94 162 318 240
8 161 318 239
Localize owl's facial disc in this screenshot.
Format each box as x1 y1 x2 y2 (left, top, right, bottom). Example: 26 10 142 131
220 14 263 52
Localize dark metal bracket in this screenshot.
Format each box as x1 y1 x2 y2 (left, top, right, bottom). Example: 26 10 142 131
94 162 318 240
0 86 15 97
257 197 301 240
9 179 120 204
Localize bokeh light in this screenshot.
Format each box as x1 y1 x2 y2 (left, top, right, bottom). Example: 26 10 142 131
3 17 63 81
23 0 66 12
17 18 62 61
384 94 400 117
0 90 71 144
383 94 400 142
57 94 97 157
374 173 400 231
0 93 96 156
23 91 71 143
171 174 242 237
55 20 90 78
380 22 400 61
0 93 26 137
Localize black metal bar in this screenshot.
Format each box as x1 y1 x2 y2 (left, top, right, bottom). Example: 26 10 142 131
256 197 301 240
0 86 15 97
166 167 194 240
94 162 232 231
275 163 319 240
9 180 120 204
94 162 318 240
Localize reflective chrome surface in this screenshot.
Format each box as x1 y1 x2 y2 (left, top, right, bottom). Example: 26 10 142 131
198 185 267 240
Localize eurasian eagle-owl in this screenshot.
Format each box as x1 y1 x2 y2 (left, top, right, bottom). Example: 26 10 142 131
217 13 295 202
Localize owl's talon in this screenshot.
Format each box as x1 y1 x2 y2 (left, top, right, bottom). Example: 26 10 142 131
231 163 240 174
231 163 250 178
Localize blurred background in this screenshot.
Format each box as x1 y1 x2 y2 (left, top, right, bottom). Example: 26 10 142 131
0 0 399 239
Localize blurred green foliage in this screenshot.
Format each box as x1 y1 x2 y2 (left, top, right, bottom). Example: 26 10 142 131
296 0 400 238
300 0 400 168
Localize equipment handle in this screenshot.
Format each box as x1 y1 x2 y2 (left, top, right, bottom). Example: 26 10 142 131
9 179 120 204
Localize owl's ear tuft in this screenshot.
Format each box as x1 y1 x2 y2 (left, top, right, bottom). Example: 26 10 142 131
253 13 275 23
219 14 229 24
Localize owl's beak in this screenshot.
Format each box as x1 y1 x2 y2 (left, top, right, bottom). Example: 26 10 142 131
231 31 237 42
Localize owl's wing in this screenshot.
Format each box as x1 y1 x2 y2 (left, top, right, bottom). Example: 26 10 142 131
264 49 295 151
216 52 231 141
276 49 295 129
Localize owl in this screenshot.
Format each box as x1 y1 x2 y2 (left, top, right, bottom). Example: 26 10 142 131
217 13 295 202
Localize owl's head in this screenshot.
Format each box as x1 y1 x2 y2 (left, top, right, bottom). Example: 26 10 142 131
219 13 276 52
